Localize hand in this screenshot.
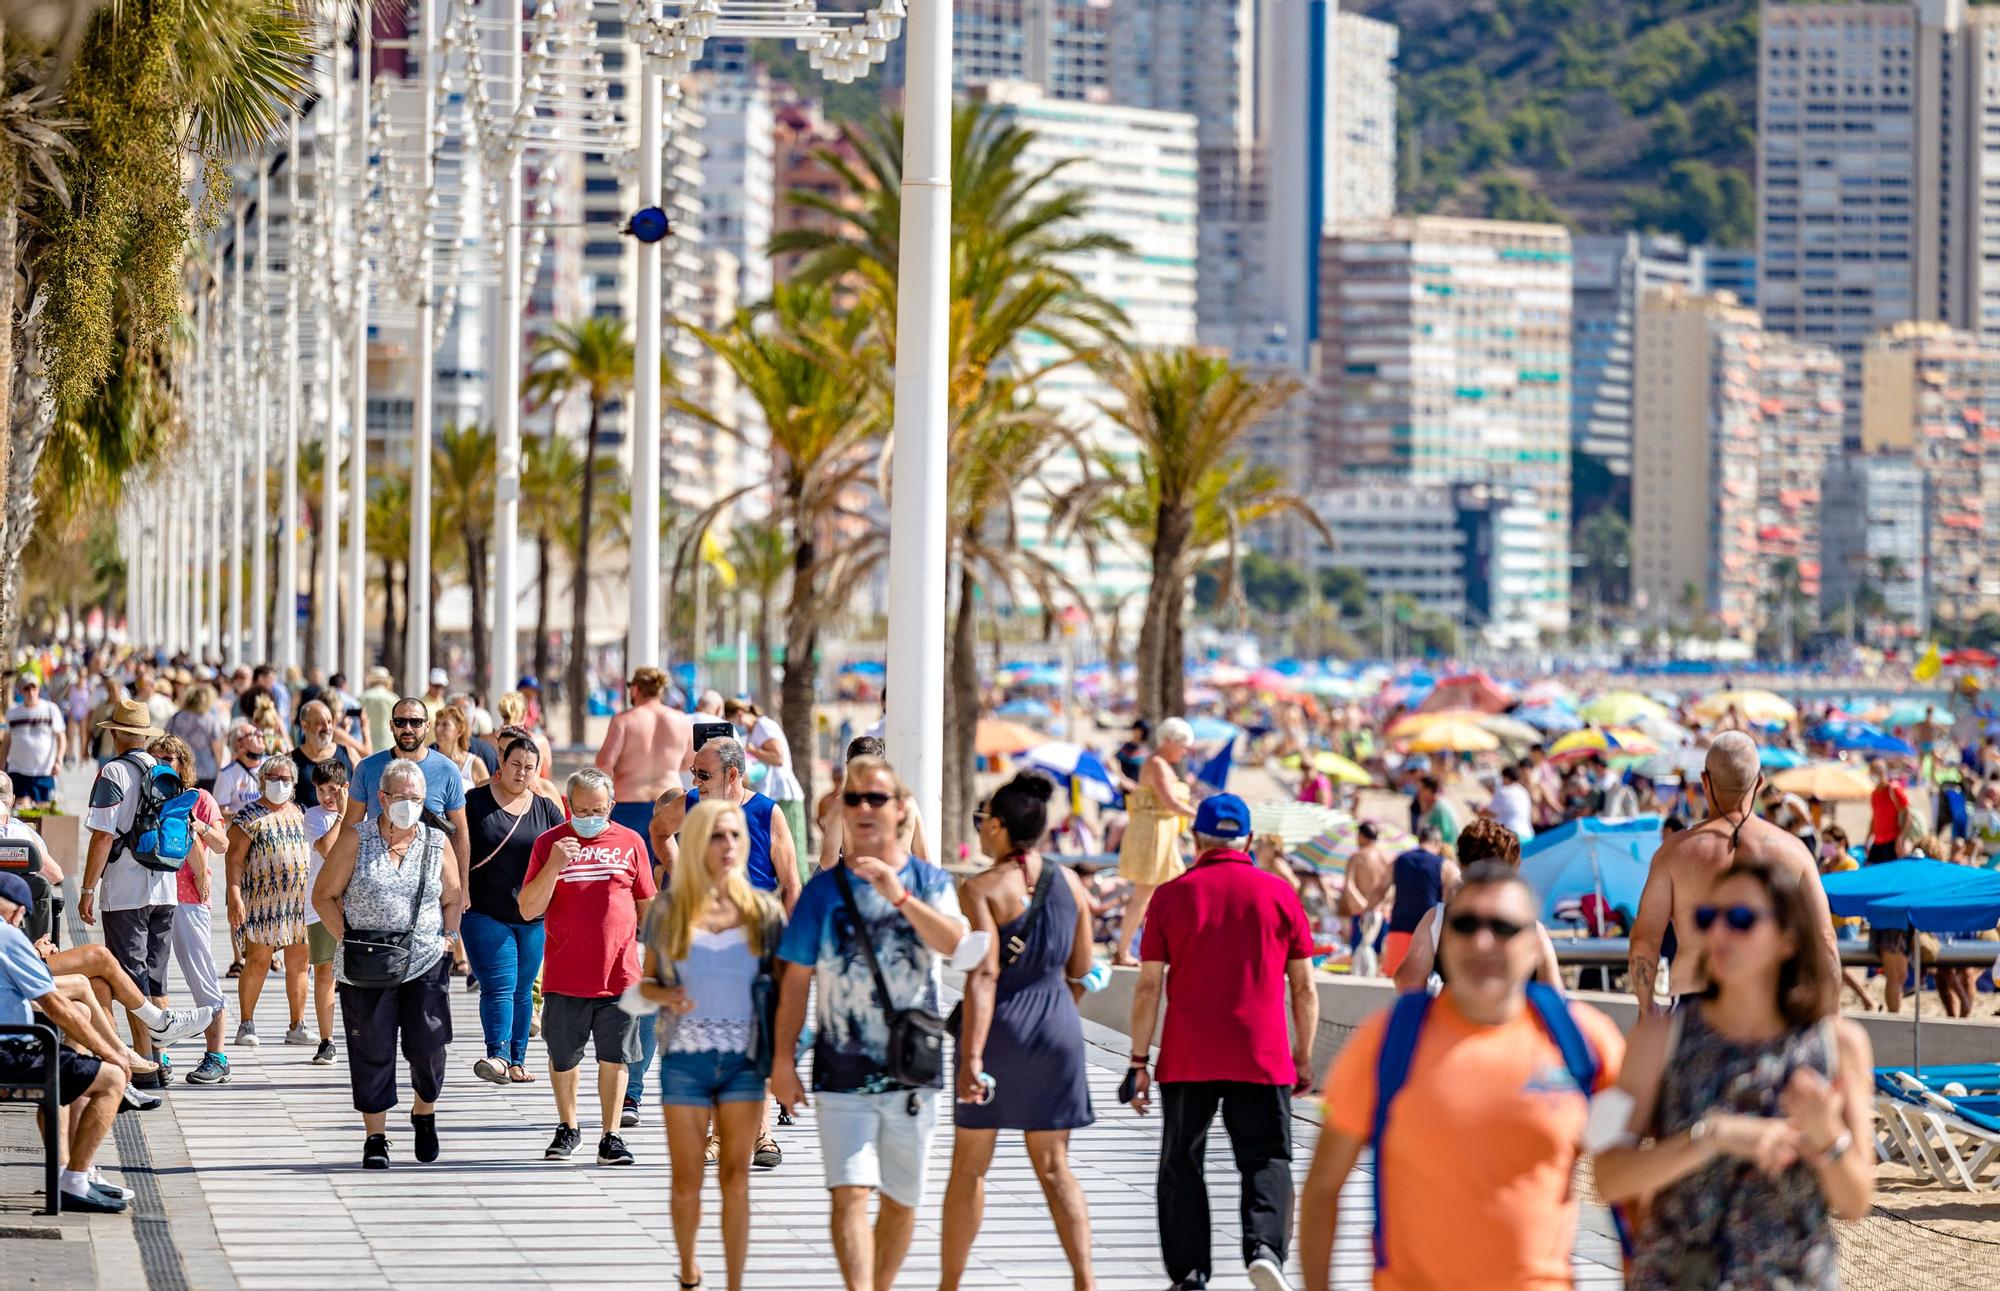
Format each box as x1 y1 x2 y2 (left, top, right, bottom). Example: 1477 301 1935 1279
771 1063 807 1116
848 854 905 904
226 891 246 932
553 837 582 870
32 936 55 962
1293 1052 1316 1096
78 890 95 926
1781 1067 1847 1153
956 1061 990 1105
1712 1114 1802 1178
661 985 693 1015
1130 1066 1153 1115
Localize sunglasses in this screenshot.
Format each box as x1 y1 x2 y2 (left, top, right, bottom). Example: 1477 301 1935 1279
1445 913 1531 941
972 809 990 829
691 769 715 783
1693 904 1771 933
391 716 427 729
843 791 893 809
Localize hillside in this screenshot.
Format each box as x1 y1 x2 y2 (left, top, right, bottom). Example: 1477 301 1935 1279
1359 0 1760 242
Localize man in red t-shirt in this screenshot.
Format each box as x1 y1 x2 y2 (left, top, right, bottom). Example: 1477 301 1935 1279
519 767 656 1166
1128 793 1319 1291
1866 759 1911 865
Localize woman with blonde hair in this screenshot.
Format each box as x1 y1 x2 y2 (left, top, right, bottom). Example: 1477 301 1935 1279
250 693 289 756
634 798 785 1291
432 705 488 792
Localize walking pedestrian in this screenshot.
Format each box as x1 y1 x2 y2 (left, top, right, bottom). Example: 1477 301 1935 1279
594 666 695 857
727 698 808 880
942 772 1096 1291
1380 824 1454 978
165 684 226 792
461 736 564 1084
312 757 462 1169
290 699 361 781
517 767 655 1166
302 760 348 1065
1114 716 1198 967
359 667 398 753
1299 863 1626 1291
1390 819 1561 994
79 698 183 1079
225 758 314 1048
146 736 232 1084
432 705 487 794
1127 792 1318 1291
4 673 66 806
1596 855 1874 1288
345 698 472 912
636 798 786 1291
772 756 971 1291
211 721 267 818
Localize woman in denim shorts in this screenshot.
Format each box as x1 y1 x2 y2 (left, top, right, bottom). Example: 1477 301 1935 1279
636 799 783 1291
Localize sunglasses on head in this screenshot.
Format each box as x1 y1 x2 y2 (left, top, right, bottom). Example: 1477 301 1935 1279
391 716 426 729
1693 903 1770 933
843 791 893 809
1445 913 1531 941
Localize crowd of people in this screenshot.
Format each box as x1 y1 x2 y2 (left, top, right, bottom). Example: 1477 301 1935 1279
0 644 1946 1290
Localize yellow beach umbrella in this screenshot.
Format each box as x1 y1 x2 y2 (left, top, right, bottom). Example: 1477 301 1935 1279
1768 763 1873 802
1692 689 1798 726
1578 691 1669 726
1405 719 1499 754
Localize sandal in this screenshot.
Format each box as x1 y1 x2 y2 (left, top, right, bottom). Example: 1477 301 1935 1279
679 1275 703 1290
507 1064 536 1083
703 1135 720 1164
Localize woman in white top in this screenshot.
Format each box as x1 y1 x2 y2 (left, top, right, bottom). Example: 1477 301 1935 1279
727 699 804 873
432 706 487 792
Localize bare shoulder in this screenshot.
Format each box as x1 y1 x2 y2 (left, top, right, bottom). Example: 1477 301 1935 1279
1832 1015 1873 1068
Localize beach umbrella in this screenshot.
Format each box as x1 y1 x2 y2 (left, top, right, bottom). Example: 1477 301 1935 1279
1186 715 1240 745
1514 702 1582 734
1293 673 1357 698
840 659 886 676
1768 763 1873 802
1759 745 1807 771
1634 714 1693 747
1519 680 1576 706
1833 729 1915 758
1478 714 1546 746
1404 718 1499 754
1629 748 1705 780
1551 727 1659 759
1386 708 1480 738
1307 749 1373 785
1018 742 1122 806
995 698 1053 720
1296 819 1414 873
1880 699 1941 729
975 719 1046 757
1419 672 1513 714
1519 816 1663 924
1578 691 1670 726
1944 648 1999 668
1203 663 1253 687
1248 801 1351 849
1692 689 1797 725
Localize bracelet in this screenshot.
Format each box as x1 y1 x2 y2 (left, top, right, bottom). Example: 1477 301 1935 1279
1129 1053 1149 1068
892 889 911 909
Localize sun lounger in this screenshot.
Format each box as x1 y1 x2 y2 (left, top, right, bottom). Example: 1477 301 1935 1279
1876 1064 2000 1094
1883 1073 2000 1191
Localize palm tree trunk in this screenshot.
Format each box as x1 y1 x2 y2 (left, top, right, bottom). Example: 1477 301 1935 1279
754 599 774 709
380 557 402 681
942 561 980 861
467 537 490 700
533 531 553 688
305 522 320 666
1148 506 1194 720
780 497 816 816
429 571 442 675
567 404 601 745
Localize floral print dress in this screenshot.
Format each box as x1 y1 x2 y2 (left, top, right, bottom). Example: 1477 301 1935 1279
235 800 313 947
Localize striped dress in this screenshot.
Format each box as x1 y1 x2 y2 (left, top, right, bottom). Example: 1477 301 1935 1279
235 800 313 947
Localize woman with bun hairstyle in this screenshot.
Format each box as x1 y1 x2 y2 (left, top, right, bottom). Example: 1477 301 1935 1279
940 771 1097 1291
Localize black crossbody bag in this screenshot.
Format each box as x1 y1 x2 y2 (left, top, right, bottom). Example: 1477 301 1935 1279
946 859 1054 1035
834 867 945 1088
341 831 435 989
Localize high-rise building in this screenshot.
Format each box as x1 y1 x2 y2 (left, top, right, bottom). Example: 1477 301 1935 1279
1316 216 1573 643
772 98 862 285
1758 1 2000 434
1113 0 1396 361
1755 337 1845 605
1570 234 1702 488
692 71 776 310
955 0 1113 101
975 81 1200 614
1820 453 1928 633
1694 246 1759 308
1861 320 2000 626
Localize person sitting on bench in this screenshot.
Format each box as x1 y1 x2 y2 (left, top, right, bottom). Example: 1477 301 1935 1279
0 871 134 1213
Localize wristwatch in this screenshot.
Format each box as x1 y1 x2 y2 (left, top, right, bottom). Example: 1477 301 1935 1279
1688 1113 1716 1147
1815 1130 1853 1163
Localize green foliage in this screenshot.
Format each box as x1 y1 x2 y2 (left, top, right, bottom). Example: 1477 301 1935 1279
1624 159 1754 246
1318 566 1370 619
1194 551 1310 618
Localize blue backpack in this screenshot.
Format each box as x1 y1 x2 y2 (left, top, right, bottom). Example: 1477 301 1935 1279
112 754 199 874
1369 980 1633 1270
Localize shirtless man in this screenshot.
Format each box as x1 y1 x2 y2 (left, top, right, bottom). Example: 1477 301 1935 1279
1337 822 1393 978
593 666 693 861
1628 730 1840 1017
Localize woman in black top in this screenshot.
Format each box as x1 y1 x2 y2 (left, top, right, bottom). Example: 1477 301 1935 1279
459 736 566 1083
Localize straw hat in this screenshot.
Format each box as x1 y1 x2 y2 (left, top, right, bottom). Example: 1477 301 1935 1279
95 698 163 738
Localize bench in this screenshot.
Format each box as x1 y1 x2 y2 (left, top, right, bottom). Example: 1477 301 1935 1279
0 1021 62 1214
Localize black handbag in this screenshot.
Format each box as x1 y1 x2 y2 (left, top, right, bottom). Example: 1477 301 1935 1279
835 867 945 1088
748 898 784 1078
946 858 1054 1034
341 830 435 989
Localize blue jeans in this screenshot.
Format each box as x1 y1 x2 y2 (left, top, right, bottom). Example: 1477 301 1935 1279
628 1021 657 1104
459 911 545 1065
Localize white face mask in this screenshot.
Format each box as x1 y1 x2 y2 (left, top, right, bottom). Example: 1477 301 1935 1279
385 799 423 830
265 781 295 805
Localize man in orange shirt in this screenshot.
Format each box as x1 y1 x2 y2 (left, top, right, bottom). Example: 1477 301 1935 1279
1298 864 1625 1291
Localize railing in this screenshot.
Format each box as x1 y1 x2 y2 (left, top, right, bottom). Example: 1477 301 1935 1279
1548 937 2000 969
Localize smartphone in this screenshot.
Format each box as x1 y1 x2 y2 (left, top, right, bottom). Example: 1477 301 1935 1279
692 720 734 751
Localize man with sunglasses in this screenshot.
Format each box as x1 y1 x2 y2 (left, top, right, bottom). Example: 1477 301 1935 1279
647 737 799 908
1127 793 1318 1291
1300 865 1625 1291
772 756 970 1291
1628 731 1837 1017
345 698 470 885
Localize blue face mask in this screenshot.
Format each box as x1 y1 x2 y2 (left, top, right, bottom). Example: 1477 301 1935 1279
571 815 609 839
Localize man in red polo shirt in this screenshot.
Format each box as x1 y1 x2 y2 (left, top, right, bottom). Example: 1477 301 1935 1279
1128 792 1319 1291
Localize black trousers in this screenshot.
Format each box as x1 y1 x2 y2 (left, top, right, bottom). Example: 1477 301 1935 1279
1158 1080 1293 1283
337 954 452 1115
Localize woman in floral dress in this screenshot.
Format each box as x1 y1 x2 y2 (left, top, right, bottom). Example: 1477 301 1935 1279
225 757 315 1047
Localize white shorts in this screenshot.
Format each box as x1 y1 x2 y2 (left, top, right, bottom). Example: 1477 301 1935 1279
814 1088 939 1208
171 902 226 1014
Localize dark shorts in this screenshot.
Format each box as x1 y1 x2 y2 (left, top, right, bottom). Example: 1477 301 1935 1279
0 1037 104 1106
102 904 175 997
1866 840 1901 865
7 773 55 804
541 992 643 1071
1871 927 1911 957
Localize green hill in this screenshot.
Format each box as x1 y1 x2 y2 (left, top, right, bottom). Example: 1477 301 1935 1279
1360 0 1760 242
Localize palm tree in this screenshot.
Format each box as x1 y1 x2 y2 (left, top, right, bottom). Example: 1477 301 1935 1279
519 431 586 691
431 423 495 696
724 519 791 709
365 470 411 681
1097 348 1309 723
293 438 329 664
688 284 887 811
525 317 635 743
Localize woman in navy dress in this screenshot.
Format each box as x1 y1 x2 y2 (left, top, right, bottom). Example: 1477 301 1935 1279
941 772 1097 1291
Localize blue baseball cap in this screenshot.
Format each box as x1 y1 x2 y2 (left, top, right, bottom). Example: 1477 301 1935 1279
0 871 31 913
1193 792 1251 839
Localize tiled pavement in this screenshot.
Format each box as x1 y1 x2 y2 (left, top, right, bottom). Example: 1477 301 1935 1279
149 910 1626 1290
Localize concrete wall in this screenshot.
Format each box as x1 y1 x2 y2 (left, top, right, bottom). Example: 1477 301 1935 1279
1082 967 2000 1073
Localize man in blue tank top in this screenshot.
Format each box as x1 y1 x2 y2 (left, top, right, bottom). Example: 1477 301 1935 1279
1383 824 1457 978
647 737 799 909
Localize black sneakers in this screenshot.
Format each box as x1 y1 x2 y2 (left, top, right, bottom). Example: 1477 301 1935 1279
410 1112 439 1163
619 1097 640 1128
597 1133 634 1166
362 1133 390 1170
545 1124 582 1160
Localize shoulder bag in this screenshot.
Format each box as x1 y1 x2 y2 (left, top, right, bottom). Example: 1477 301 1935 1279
341 828 436 989
834 866 945 1088
946 858 1055 1034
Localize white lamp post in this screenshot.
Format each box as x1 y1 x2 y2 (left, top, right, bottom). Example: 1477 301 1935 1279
228 201 246 663
319 27 343 676
253 161 271 664
346 10 372 684
280 110 302 675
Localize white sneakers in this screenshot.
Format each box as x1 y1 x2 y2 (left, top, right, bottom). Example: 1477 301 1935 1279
147 1006 216 1049
283 1024 316 1046
1246 1255 1295 1291
235 1020 259 1047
